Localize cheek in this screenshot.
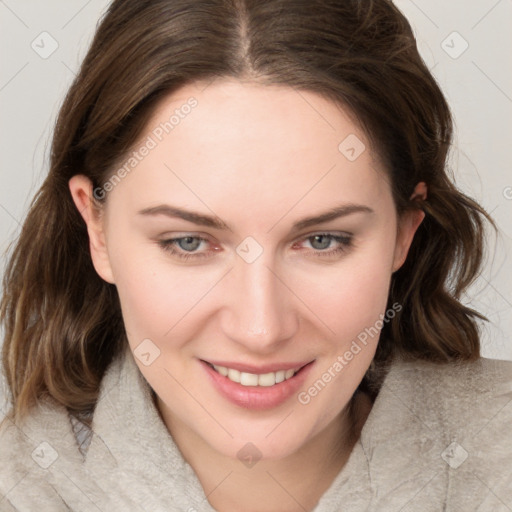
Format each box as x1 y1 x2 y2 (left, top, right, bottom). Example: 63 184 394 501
107 241 206 345
294 241 395 344
295 258 393 427
336 261 392 331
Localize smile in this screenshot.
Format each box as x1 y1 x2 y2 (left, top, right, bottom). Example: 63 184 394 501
208 363 300 387
200 359 315 410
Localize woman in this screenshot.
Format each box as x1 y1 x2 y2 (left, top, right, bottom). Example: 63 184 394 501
1 0 511 510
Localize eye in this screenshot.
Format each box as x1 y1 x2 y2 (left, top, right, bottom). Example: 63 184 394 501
158 236 215 260
157 232 353 262
174 236 203 252
294 233 353 258
308 234 335 250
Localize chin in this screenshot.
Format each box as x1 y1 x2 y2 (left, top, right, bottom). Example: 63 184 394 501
204 411 324 462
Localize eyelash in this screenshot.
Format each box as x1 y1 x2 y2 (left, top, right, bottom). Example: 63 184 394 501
158 236 213 261
296 234 353 258
157 233 353 261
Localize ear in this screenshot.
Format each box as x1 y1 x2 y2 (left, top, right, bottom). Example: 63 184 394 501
392 182 427 272
68 175 115 284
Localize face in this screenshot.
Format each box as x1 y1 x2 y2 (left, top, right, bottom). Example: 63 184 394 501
70 79 424 461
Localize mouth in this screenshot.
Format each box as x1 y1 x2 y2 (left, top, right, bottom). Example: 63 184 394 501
200 359 315 410
203 361 306 387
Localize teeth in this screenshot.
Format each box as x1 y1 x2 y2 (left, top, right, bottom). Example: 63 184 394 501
216 365 229 377
227 368 241 383
240 372 259 386
258 372 276 387
212 364 299 387
275 370 286 384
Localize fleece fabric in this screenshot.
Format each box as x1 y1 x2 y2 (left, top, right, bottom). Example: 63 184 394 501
1 345 511 511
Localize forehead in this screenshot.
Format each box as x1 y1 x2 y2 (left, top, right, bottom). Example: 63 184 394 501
108 79 392 223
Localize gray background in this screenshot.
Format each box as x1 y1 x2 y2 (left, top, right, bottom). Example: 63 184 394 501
1 0 511 417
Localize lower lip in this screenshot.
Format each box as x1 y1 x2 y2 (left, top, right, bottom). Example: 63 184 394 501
200 360 315 410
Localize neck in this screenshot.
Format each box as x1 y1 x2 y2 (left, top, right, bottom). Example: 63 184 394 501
158 391 373 512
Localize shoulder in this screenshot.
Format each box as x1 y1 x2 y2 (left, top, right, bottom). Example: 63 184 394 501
0 401 94 510
383 356 512 435
386 355 512 406
381 356 512 505
386 355 512 391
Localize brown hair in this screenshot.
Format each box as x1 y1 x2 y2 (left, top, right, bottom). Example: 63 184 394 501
1 0 495 421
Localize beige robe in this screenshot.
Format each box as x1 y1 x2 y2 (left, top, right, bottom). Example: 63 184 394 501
1 345 511 511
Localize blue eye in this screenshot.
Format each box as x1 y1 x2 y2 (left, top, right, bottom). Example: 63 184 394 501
175 236 203 252
158 236 211 260
301 233 353 258
158 232 353 262
309 234 336 250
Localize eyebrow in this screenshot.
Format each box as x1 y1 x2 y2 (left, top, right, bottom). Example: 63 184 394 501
138 203 374 233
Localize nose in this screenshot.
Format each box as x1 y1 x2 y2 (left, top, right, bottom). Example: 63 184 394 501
219 254 299 353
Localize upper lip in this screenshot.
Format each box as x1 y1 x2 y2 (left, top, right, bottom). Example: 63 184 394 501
201 359 314 374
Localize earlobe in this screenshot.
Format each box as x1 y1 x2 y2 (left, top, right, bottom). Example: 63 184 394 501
68 175 116 284
392 182 427 272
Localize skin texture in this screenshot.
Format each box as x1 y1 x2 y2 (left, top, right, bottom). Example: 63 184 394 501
70 79 426 511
